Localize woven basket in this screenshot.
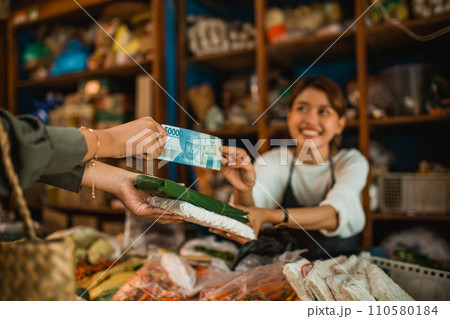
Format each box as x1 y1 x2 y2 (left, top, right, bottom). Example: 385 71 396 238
0 118 76 300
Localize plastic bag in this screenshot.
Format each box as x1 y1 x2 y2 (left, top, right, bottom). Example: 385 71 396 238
200 251 301 301
112 251 194 301
180 236 239 267
123 211 185 256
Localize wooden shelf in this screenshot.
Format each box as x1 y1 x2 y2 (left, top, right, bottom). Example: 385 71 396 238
45 204 124 215
11 0 114 29
367 14 450 52
268 30 356 65
268 118 359 136
16 59 153 89
372 213 450 222
370 114 450 127
186 48 256 71
200 125 258 138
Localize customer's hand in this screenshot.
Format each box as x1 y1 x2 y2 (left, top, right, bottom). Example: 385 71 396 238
115 176 185 224
220 146 255 192
95 117 168 159
82 161 183 224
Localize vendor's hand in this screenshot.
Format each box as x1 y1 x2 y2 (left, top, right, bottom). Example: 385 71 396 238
208 228 251 245
208 203 268 244
97 117 168 159
221 146 255 192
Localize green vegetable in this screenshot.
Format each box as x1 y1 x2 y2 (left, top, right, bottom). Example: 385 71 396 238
135 175 249 223
94 287 121 301
194 245 235 262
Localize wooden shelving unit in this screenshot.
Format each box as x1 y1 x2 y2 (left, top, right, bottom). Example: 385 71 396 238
177 1 450 248
372 213 450 222
15 59 153 89
200 126 259 138
268 30 356 65
44 204 125 230
186 48 256 71
367 14 450 52
7 0 166 124
5 0 167 220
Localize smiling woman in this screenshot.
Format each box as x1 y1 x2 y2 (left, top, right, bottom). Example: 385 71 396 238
214 76 369 260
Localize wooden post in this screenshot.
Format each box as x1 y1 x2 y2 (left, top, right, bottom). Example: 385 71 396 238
255 0 269 153
356 0 372 248
0 21 7 110
152 0 168 178
177 0 188 182
6 20 16 114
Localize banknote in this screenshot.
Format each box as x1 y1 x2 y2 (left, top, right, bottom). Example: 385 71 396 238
158 125 222 170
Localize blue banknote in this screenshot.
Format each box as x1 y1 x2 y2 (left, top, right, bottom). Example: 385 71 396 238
158 125 222 170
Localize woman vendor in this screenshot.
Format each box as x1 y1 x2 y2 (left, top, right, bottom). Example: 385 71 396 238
213 76 369 259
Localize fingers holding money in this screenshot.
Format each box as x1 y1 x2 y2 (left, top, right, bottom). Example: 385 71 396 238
133 130 167 160
221 146 251 167
220 146 255 192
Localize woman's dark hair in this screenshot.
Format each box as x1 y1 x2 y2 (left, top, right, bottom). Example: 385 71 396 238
288 75 348 150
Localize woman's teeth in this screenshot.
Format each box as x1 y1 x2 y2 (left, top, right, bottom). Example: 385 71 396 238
301 129 319 136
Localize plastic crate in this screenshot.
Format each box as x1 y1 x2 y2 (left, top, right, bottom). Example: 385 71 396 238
378 173 450 214
371 256 450 301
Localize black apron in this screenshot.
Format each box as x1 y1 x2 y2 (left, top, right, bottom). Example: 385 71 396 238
278 155 360 260
232 154 360 268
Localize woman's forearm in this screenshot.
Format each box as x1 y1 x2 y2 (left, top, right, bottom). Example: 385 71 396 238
265 205 338 231
233 189 255 206
80 129 112 162
81 160 136 195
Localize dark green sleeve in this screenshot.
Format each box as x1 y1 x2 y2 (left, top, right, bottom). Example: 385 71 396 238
0 109 88 195
39 164 86 193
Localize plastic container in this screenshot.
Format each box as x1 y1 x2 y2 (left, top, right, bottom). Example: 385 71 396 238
380 64 434 115
378 173 450 215
371 256 450 301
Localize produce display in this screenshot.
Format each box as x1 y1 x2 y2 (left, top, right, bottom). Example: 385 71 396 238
77 257 145 301
112 253 186 301
43 227 441 301
135 176 256 240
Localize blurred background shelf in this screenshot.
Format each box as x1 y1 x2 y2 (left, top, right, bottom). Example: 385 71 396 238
268 30 356 65
10 0 115 29
16 59 153 89
370 114 450 127
367 14 450 53
200 126 258 138
372 213 450 222
186 48 256 71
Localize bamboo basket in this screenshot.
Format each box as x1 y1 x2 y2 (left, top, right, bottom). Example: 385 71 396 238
0 119 76 300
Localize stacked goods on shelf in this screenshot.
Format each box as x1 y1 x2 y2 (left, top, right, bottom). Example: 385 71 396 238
19 1 153 81
187 17 255 57
265 1 345 43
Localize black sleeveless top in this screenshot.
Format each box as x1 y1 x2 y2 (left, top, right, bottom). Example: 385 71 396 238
277 155 360 260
